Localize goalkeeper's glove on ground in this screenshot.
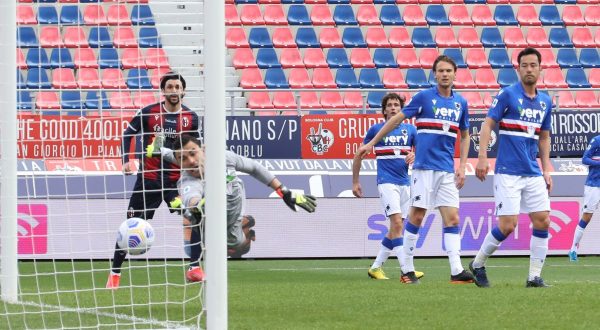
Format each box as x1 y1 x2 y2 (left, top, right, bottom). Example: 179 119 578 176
146 133 165 158
276 185 317 213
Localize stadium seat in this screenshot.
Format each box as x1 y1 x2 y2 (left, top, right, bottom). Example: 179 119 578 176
272 27 296 48
510 48 525 67
539 5 563 26
40 26 62 47
472 5 495 26
549 28 574 47
272 91 297 110
504 27 527 48
326 48 351 68
427 70 438 86
240 4 264 25
596 29 600 47
320 91 345 109
412 28 436 47
249 27 273 48
350 48 375 68
85 91 111 110
367 91 385 108
73 48 97 68
304 48 328 67
319 27 343 47
382 68 407 88
50 48 74 69
517 5 541 25
63 26 88 48
526 27 551 48
144 48 169 69
333 5 357 25
461 92 485 110
60 5 83 25
344 91 363 109
102 68 127 88
397 48 420 68
225 4 241 25
435 27 459 47
335 68 360 87
373 48 397 68
453 68 476 88
226 27 250 48
557 48 581 68
110 91 136 109
26 49 50 68
17 5 37 24
296 27 320 47
580 49 600 68
357 4 380 25
475 68 500 88
380 4 404 25
366 27 390 47
419 48 439 69
138 27 160 48
264 68 289 88
555 91 577 109
77 68 101 88
426 5 450 25
38 5 59 24
17 49 27 69
256 48 281 68
83 4 107 25
288 68 313 87
107 4 132 25
27 68 51 89
311 4 335 25
575 91 599 108
403 5 427 25
36 91 60 110
131 5 155 25
573 27 596 47
443 49 466 68
566 68 591 87
232 48 256 69
17 91 33 110
406 68 430 88
342 27 367 47
448 5 471 25
389 27 412 48
359 68 384 88
88 27 112 48
585 5 600 25
312 67 337 87
61 91 85 111
121 48 145 69
240 68 266 88
132 91 158 108
457 27 482 48
98 48 120 68
17 70 26 89
288 5 312 25
538 48 559 68
589 68 600 87
467 48 492 68
497 68 518 87
280 48 304 68
563 5 586 25
481 27 505 48
542 67 568 88
494 5 518 25
299 91 320 109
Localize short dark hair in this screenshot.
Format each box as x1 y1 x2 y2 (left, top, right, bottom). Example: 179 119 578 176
517 47 542 65
381 92 406 115
173 134 201 152
160 71 187 90
432 55 457 72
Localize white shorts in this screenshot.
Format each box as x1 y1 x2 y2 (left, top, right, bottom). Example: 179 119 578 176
411 169 459 210
378 183 410 219
583 185 600 214
493 174 550 216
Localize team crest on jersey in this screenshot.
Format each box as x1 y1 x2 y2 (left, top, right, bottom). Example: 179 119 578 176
454 102 461 110
539 101 546 110
401 129 408 136
182 117 189 127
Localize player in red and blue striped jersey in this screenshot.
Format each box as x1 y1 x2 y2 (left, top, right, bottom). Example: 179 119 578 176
357 56 474 284
569 135 600 261
471 48 553 288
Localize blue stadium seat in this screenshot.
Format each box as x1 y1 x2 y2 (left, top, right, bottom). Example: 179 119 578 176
264 68 289 88
98 48 120 69
554 0 576 3
282 0 305 3
359 68 384 88
335 68 360 88
296 27 320 48
557 49 581 68
464 0 486 3
256 48 281 69
85 91 111 110
60 5 83 25
80 0 101 2
539 5 563 26
374 0 396 3
326 49 351 68
488 49 512 68
26 49 51 69
406 68 430 89
497 68 518 87
494 5 518 26
236 0 258 3
328 0 351 4
380 5 404 25
50 48 74 69
549 28 573 48
61 91 85 111
34 0 58 2
38 6 59 24
580 49 600 68
443 49 467 68
17 27 39 48
367 91 386 108
373 49 397 68
139 28 161 48
26 68 51 89
17 70 26 89
249 27 273 48
127 69 152 89
18 91 33 110
481 27 505 48
288 5 311 25
333 5 357 25
426 5 450 26
131 5 155 25
566 68 591 88
88 27 113 48
342 27 367 48
411 28 436 48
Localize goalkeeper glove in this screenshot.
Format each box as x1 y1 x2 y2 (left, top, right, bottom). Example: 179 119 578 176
276 185 317 213
146 133 165 158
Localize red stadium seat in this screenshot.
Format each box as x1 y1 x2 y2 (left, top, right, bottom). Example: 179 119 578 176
132 91 158 108
510 48 524 67
403 5 427 26
240 4 265 25
573 27 596 47
563 6 586 26
264 5 287 25
366 27 390 48
77 68 101 89
516 5 541 26
311 4 335 25
471 5 495 26
596 29 600 47
36 92 60 110
482 92 494 108
17 5 37 24
304 48 328 68
542 68 568 88
350 48 375 68
273 91 297 109
300 91 320 109
344 91 363 109
527 27 551 48
83 4 108 26
504 28 527 48
107 4 132 26
461 92 485 110
102 68 127 89
590 68 600 87
357 5 380 25
475 68 500 89
110 91 136 110
448 5 472 25
149 68 170 88
319 27 343 48
320 91 345 109
232 48 258 69
289 68 313 88
113 27 137 48
435 27 459 48
74 48 97 68
585 5 600 25
226 28 249 48
397 48 420 68
575 91 600 108
17 49 27 69
63 27 89 48
466 48 491 68
457 27 483 48
145 48 169 69
272 27 296 48
556 91 577 109
240 68 266 89
312 68 337 88
52 68 77 89
40 27 63 48
389 27 412 48
454 68 477 89
538 48 558 68
382 68 408 88
419 48 439 69
280 48 304 68
225 4 241 26
122 48 145 69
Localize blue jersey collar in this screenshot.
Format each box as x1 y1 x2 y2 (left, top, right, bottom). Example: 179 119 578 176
515 82 538 101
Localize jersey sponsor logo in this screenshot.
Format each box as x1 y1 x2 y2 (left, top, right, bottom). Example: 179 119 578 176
518 107 545 122
382 134 409 145
433 105 461 122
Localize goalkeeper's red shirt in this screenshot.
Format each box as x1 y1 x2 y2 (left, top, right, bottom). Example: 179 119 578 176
121 101 200 185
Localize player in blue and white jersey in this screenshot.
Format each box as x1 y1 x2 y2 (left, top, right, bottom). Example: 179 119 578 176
357 56 474 284
352 93 424 281
471 48 553 288
568 135 600 261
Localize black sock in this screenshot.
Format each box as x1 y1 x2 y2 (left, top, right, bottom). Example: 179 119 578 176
111 242 127 273
189 226 202 268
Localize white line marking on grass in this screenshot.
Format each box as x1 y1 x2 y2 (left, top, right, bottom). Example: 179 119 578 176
237 263 600 272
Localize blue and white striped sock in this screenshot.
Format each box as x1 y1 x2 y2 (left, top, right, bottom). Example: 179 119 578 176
473 226 506 269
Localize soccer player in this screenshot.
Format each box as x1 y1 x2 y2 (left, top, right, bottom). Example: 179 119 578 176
172 134 317 264
568 135 600 261
470 48 553 288
352 93 424 281
107 72 201 289
356 56 474 284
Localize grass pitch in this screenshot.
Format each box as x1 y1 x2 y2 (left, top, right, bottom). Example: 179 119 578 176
1 257 599 329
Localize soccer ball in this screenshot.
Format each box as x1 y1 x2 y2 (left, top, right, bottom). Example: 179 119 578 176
117 218 155 255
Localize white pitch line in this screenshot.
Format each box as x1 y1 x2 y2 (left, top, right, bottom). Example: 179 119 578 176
234 263 600 272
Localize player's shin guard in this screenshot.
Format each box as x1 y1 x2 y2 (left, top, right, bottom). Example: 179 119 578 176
371 237 393 269
443 226 464 276
473 227 505 268
111 242 127 274
189 226 202 268
401 222 419 274
529 229 548 281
